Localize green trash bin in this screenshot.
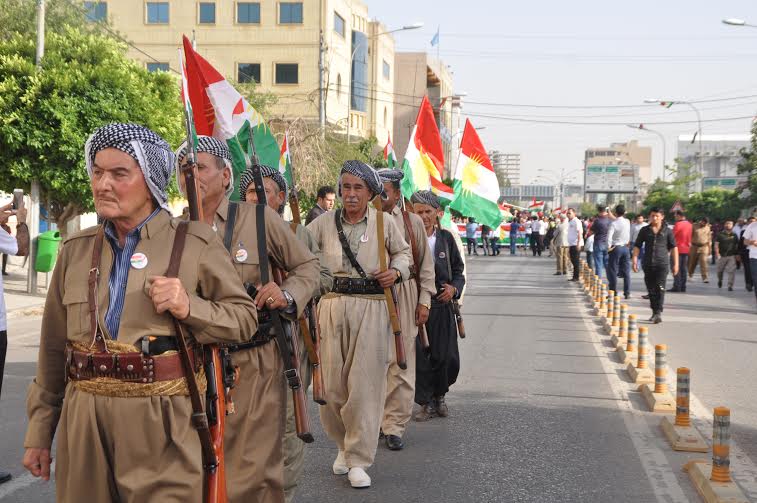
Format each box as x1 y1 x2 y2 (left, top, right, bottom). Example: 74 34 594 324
35 230 62 273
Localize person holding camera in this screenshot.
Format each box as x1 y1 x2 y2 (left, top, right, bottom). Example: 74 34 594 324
0 200 29 484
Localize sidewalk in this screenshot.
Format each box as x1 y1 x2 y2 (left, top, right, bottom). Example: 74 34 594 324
2 257 48 318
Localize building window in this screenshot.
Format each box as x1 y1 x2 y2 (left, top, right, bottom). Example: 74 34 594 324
238 63 261 83
199 2 215 23
146 2 169 23
279 2 303 24
382 60 390 80
237 2 260 23
147 62 170 72
334 12 345 37
275 63 298 84
350 31 368 112
84 1 107 21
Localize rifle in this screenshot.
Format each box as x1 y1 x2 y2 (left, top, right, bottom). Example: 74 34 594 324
436 216 466 339
245 135 314 442
400 209 430 353
178 105 228 502
373 198 407 369
286 144 326 405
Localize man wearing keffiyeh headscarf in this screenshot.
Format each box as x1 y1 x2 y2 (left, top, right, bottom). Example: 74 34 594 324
177 150 320 502
23 123 258 502
305 160 411 489
410 190 465 422
376 170 435 452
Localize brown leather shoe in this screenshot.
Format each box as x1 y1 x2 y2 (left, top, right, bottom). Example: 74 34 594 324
435 396 449 417
414 403 436 422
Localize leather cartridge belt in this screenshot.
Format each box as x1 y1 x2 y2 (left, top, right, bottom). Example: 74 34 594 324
332 277 384 295
226 321 276 353
66 343 199 384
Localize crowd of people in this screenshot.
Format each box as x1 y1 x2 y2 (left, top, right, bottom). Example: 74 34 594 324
15 124 467 501
461 204 757 323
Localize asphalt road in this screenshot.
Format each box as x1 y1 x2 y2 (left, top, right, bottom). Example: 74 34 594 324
1 253 755 502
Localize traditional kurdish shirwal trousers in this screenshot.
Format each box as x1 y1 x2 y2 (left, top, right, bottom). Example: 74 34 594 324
414 303 460 405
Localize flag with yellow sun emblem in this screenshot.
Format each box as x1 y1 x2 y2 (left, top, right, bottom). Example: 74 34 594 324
449 119 502 228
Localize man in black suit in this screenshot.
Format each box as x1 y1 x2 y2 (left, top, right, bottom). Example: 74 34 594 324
410 191 466 422
305 185 336 225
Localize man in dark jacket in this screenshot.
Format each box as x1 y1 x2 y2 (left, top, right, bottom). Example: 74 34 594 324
410 191 466 422
304 185 336 225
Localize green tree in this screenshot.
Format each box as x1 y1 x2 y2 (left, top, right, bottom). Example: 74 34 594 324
736 121 757 209
686 189 743 222
0 27 184 234
578 202 595 217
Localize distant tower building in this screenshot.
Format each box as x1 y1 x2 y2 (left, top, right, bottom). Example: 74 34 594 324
489 151 521 187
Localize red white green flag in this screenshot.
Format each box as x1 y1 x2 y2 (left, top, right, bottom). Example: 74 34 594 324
181 35 279 200
278 131 293 186
383 133 397 168
449 119 501 228
528 197 544 212
401 95 445 200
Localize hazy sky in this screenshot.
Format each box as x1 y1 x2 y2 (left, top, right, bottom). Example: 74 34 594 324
368 0 757 185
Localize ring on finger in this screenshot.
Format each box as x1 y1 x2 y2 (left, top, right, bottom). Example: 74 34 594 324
266 296 275 305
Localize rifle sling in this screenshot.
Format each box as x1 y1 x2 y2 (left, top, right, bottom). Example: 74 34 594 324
334 209 368 279
88 227 107 352
255 203 301 390
223 201 238 253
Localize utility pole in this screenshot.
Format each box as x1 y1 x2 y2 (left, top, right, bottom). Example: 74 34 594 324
318 30 326 139
28 0 45 294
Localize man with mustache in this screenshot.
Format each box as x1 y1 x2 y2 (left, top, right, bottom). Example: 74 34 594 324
175 136 319 503
306 160 411 489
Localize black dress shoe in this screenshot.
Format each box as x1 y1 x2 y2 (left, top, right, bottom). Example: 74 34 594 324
651 313 662 324
0 470 11 484
553 272 562 276
641 294 649 299
666 288 680 293
385 434 404 451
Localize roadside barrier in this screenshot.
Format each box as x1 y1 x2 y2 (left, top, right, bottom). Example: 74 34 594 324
640 344 675 412
661 368 708 452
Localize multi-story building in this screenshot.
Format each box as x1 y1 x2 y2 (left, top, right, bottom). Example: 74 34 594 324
92 0 395 140
584 140 652 184
489 151 520 187
583 140 650 208
676 134 751 193
392 52 455 177
500 185 556 209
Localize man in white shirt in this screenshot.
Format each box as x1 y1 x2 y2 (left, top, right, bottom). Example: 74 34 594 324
630 214 648 266
567 208 583 281
0 202 29 485
742 215 757 309
607 205 632 298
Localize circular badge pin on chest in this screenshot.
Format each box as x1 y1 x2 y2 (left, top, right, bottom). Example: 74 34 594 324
130 252 148 270
235 248 248 262
360 233 369 243
439 251 446 259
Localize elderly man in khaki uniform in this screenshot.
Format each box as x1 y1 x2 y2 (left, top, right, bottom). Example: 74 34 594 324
307 160 410 489
238 164 333 503
376 169 435 451
23 123 258 503
175 137 319 503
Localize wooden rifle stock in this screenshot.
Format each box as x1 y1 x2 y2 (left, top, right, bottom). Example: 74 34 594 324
373 198 406 370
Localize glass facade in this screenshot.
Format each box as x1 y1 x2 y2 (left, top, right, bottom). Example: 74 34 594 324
350 31 368 112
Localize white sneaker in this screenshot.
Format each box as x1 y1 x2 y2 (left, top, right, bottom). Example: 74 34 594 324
348 467 371 488
332 451 348 475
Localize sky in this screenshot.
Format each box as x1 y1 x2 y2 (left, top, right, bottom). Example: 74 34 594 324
368 0 757 186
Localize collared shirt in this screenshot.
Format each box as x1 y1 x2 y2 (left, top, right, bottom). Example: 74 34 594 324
0 227 18 331
465 222 477 238
427 229 437 254
585 234 594 253
103 207 162 339
673 220 692 254
608 216 631 247
340 209 369 273
567 217 582 246
634 224 676 268
743 221 757 260
716 230 739 257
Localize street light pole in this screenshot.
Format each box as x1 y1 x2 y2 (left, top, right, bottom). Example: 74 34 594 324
627 124 667 181
345 23 423 144
644 98 703 186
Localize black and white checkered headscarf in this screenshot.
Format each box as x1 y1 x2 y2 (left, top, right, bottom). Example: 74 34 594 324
377 168 404 183
174 135 234 196
339 160 386 200
239 164 288 211
411 190 440 209
85 123 175 210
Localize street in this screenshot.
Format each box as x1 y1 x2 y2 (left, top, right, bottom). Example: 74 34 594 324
1 254 756 502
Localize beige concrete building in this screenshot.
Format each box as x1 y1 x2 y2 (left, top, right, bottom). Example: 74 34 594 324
584 140 652 184
392 52 455 177
93 0 394 139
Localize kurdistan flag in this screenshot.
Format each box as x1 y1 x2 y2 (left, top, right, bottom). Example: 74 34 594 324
383 133 397 168
449 119 501 228
401 95 445 200
181 36 279 200
278 131 293 186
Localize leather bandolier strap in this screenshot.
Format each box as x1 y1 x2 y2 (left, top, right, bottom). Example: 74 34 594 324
334 209 368 279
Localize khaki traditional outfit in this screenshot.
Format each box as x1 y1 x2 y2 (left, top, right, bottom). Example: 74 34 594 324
210 197 319 503
380 204 435 438
689 222 711 281
306 204 410 469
